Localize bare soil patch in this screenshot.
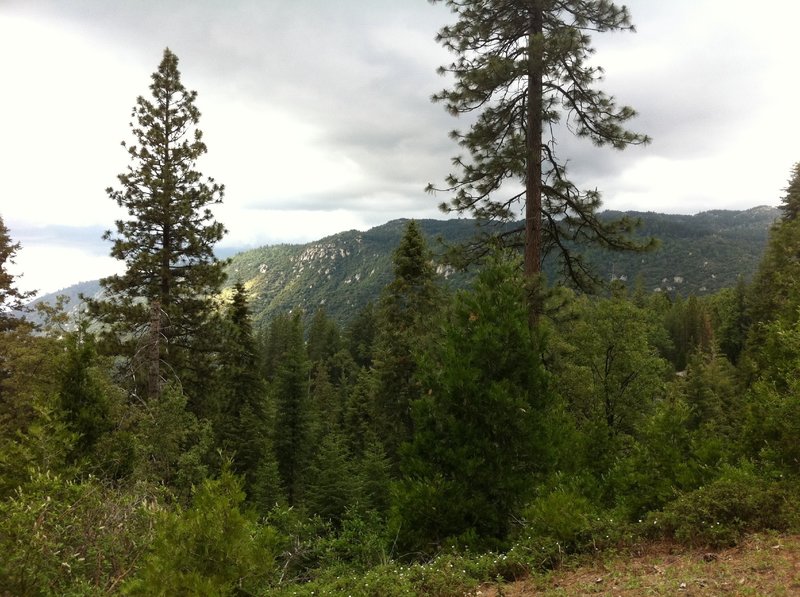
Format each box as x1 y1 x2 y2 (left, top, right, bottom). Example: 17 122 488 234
476 533 800 596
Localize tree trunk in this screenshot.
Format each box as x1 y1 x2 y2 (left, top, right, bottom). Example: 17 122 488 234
525 2 544 325
148 299 162 399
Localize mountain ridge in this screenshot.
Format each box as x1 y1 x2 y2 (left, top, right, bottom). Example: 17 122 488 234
28 206 779 328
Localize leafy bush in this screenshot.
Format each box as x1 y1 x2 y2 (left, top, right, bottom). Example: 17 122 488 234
651 463 797 547
511 487 634 569
609 397 702 519
124 468 282 595
316 508 392 571
0 471 159 595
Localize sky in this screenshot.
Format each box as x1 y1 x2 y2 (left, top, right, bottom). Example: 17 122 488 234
2 0 800 295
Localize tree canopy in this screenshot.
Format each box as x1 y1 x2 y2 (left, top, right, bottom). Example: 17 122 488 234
428 0 654 293
89 48 226 401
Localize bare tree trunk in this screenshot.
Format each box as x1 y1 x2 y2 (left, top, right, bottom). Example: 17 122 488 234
148 299 162 399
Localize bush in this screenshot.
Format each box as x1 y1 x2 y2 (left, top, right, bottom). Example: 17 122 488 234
124 468 282 595
652 463 797 547
511 487 634 569
316 508 392 571
0 471 159 595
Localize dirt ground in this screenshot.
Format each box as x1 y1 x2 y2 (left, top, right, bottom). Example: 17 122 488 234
475 533 800 596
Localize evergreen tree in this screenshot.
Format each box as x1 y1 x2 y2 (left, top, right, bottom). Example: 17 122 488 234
0 215 34 332
345 301 377 369
356 434 392 516
371 221 441 466
306 307 342 368
396 254 550 551
428 0 654 294
303 430 359 524
663 295 714 371
343 370 379 458
714 276 749 365
0 217 36 413
88 48 226 405
58 328 112 462
217 283 280 507
269 312 311 505
749 163 800 328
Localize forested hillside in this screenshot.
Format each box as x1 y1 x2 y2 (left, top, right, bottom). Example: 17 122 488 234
31 207 778 329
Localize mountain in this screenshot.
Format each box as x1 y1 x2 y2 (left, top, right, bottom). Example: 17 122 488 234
28 207 779 329
582 206 779 295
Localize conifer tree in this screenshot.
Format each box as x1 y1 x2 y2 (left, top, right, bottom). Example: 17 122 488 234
0 215 34 332
268 312 311 505
303 430 359 524
306 308 342 368
396 254 550 551
749 163 800 327
371 221 441 466
217 283 280 506
58 328 111 462
428 0 654 294
345 302 377 369
89 48 226 403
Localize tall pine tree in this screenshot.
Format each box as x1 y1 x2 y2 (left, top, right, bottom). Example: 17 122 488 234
89 48 226 405
749 163 800 327
428 0 654 296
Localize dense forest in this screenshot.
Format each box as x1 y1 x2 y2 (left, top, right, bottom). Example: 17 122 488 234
3 2 800 595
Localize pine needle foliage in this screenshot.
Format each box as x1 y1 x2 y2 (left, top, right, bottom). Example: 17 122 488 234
89 48 226 400
428 0 655 291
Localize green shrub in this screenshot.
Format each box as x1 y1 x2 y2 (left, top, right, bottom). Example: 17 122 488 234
652 463 796 547
511 488 634 569
316 508 391 571
0 471 159 596
124 468 282 596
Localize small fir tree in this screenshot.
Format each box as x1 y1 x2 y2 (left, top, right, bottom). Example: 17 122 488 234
372 220 442 466
269 312 312 505
0 215 35 332
396 254 551 551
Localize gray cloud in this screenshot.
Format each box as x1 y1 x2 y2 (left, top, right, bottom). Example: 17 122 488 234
4 0 798 292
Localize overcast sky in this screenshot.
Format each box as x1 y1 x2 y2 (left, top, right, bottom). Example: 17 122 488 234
2 0 799 295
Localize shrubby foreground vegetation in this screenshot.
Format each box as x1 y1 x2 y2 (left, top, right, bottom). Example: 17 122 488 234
3 3 800 594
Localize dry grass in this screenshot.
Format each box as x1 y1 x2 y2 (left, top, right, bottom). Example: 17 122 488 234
476 533 800 596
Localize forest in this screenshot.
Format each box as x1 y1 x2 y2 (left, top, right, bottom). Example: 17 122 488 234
3 1 800 595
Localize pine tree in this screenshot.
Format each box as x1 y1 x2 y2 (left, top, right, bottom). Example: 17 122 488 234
0 215 35 332
306 307 342 368
58 328 111 462
396 254 550 551
428 0 654 295
749 163 800 327
303 430 359 524
269 312 311 505
217 283 280 506
371 221 442 466
88 48 226 404
345 302 377 369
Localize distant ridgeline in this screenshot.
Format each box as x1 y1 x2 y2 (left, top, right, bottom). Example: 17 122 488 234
30 207 779 329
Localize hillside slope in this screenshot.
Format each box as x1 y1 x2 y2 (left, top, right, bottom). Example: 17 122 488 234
29 207 779 329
